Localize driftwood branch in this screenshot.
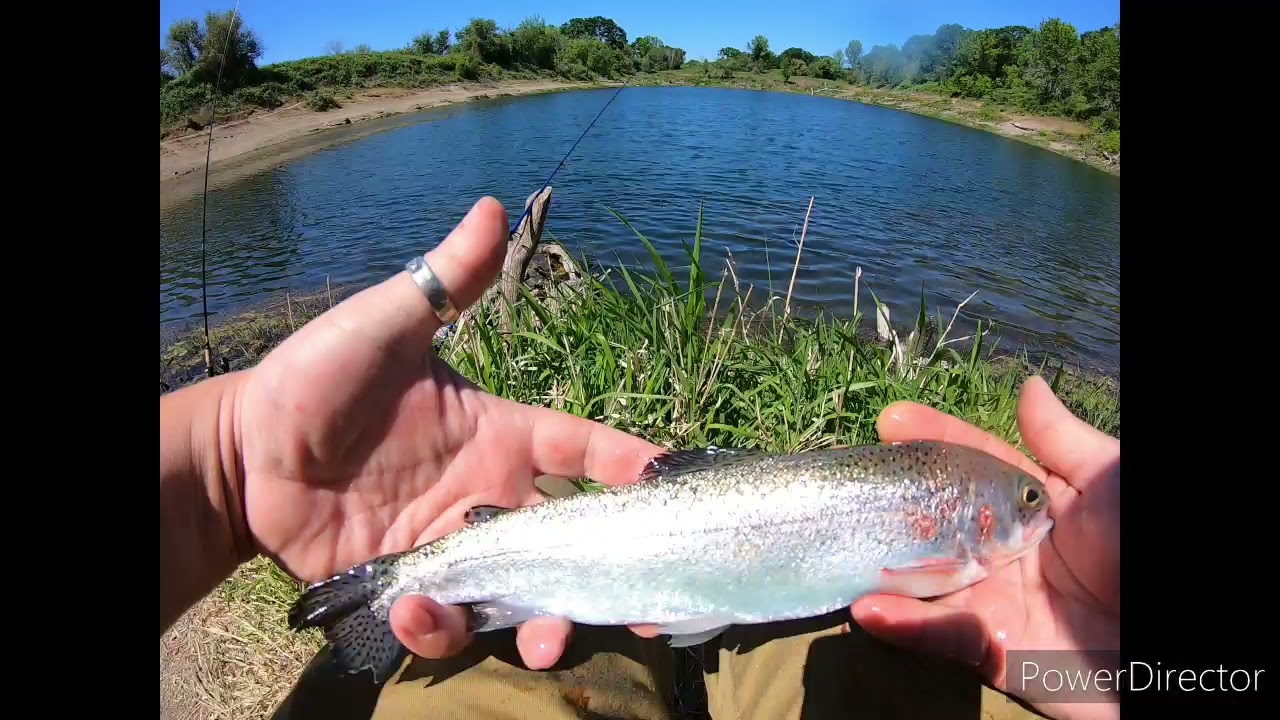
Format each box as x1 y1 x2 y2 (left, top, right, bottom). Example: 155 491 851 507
498 186 553 333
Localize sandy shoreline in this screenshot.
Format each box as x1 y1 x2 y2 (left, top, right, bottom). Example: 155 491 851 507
159 79 605 209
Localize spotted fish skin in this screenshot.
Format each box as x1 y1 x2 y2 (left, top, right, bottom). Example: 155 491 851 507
288 440 1053 681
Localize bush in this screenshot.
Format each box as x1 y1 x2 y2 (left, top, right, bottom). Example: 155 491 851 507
562 36 624 78
559 61 591 81
233 81 286 110
306 91 340 111
1096 130 1119 155
809 56 842 80
455 53 480 80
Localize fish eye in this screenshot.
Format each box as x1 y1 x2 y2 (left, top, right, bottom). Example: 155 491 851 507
1020 481 1043 508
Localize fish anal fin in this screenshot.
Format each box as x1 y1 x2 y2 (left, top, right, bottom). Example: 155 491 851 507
638 447 772 483
464 505 512 524
655 617 733 647
878 558 987 598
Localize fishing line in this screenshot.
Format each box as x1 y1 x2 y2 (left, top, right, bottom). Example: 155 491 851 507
437 75 631 346
506 75 631 236
197 0 242 377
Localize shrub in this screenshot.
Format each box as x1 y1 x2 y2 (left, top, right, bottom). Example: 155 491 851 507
306 91 340 111
1096 130 1119 155
455 53 480 80
233 81 286 110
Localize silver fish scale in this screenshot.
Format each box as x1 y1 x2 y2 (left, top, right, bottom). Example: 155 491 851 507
372 441 1041 630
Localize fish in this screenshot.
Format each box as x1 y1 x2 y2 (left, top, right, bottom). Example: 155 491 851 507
287 439 1053 682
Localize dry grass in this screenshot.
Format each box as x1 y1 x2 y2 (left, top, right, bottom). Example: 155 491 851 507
160 558 321 720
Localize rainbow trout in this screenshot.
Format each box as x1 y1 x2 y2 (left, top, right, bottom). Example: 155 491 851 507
288 440 1052 680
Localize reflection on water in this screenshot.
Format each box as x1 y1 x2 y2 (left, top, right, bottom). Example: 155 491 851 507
160 87 1119 371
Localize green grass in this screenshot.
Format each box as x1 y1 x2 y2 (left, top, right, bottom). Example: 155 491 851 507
159 208 1117 716
437 206 1119 455
161 211 1119 451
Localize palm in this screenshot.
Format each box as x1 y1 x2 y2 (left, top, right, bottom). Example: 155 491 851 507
857 377 1119 720
238 312 498 583
227 198 662 672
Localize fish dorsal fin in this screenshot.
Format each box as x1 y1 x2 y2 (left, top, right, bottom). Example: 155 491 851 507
638 447 772 483
464 505 511 524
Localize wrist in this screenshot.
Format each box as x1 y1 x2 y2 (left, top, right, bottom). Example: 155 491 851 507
159 369 253 632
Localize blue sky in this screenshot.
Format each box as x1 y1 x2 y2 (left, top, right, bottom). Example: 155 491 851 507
160 0 1121 67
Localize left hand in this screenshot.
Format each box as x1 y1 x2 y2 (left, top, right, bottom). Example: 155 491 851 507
232 197 663 669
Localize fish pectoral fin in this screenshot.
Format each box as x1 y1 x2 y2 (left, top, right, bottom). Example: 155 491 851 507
878 558 987 598
464 505 512 524
639 447 772 482
656 617 733 648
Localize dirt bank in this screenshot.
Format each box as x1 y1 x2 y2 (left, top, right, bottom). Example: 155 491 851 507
159 79 603 208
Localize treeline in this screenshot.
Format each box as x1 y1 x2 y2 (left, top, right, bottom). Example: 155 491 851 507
159 12 687 126
709 19 1119 130
160 11 1118 135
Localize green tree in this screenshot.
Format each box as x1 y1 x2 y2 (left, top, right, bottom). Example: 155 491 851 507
748 35 770 69
954 26 1031 80
780 58 793 81
718 47 742 60
164 19 203 76
164 11 263 86
1022 18 1081 108
353 43 372 54
511 16 561 70
1077 25 1120 122
410 31 438 55
632 35 662 58
778 47 816 66
559 16 628 51
810 56 842 80
160 48 174 85
863 44 906 86
436 30 451 54
844 40 862 69
457 18 512 66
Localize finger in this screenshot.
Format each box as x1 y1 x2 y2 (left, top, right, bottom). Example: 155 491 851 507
389 595 473 660
876 400 1046 482
629 623 661 638
1018 376 1119 491
516 617 574 670
324 196 509 352
514 402 666 486
850 595 991 673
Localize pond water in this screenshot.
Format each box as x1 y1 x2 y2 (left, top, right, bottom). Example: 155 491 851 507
159 86 1120 372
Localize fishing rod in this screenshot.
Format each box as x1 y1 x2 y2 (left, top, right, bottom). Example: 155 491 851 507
505 75 631 237
197 0 242 378
194 7 629 365
430 76 630 348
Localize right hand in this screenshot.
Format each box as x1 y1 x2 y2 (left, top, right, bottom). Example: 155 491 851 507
851 376 1120 720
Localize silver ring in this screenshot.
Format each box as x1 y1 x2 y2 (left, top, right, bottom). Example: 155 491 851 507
405 254 459 324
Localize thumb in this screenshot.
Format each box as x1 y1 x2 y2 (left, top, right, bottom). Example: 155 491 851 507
326 196 508 352
1017 375 1119 489
851 596 992 673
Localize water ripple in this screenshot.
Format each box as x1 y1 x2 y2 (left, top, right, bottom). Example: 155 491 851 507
160 87 1120 370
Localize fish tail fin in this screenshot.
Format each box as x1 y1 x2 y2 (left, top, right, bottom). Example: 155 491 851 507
287 553 407 683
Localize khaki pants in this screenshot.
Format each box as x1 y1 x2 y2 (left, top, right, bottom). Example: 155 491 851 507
273 612 1047 719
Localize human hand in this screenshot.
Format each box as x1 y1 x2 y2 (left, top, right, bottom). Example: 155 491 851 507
230 197 663 670
851 376 1120 720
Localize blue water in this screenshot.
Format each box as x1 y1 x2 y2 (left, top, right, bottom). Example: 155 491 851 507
159 86 1120 371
